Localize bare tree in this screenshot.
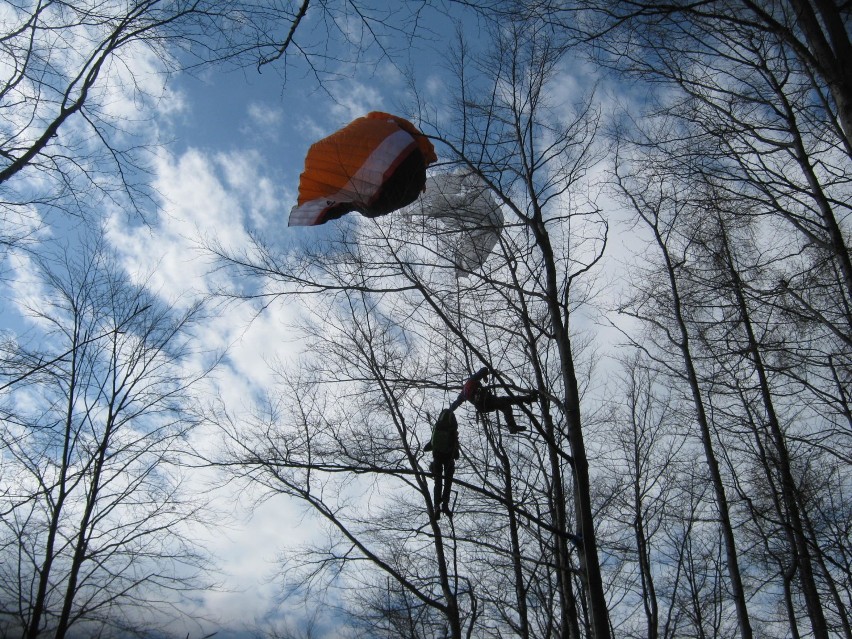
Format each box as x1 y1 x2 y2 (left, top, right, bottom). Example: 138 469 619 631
705 203 829 637
418 16 612 637
612 137 756 638
211 288 475 639
612 99 851 634
206 8 613 638
596 351 685 639
200 3 850 637
0 229 216 638
551 0 851 363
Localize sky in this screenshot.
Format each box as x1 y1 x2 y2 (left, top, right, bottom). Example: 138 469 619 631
57 5 485 637
1 3 631 637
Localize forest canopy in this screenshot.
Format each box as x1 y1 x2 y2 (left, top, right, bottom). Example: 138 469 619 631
1 1 849 638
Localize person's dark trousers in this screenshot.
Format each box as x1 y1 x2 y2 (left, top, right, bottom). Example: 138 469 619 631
479 393 535 432
432 457 455 516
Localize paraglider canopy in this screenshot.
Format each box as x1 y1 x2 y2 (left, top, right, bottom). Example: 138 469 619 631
289 112 437 226
404 170 504 274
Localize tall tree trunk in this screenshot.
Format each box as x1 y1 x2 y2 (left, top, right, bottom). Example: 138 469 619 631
432 505 462 638
647 218 755 639
718 218 829 638
739 389 803 638
490 425 531 639
534 221 612 639
517 278 582 639
630 421 658 639
785 0 852 150
802 506 852 639
26 339 81 639
547 424 582 639
54 405 117 639
765 59 852 321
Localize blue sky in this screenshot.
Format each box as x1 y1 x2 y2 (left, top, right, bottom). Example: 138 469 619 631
96 7 479 636
2 4 841 638
1 3 627 635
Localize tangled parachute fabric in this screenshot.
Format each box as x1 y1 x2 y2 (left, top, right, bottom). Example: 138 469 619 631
288 112 437 226
404 170 504 274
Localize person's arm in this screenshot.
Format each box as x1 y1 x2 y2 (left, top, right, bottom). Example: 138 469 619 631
472 366 489 381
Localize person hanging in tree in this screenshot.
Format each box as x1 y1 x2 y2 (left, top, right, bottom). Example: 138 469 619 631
449 366 537 434
424 408 460 520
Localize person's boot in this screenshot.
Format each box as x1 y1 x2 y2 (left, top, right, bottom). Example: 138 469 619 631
507 415 526 433
441 486 453 518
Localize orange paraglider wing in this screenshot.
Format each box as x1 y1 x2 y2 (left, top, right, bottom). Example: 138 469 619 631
289 112 437 226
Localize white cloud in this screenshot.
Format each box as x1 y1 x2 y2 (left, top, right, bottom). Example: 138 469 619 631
106 148 252 302
425 73 445 99
247 101 284 130
99 40 183 124
103 143 319 631
105 142 304 403
328 80 389 122
238 101 286 147
4 245 52 330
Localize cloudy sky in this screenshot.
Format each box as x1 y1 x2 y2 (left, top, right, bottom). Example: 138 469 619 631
2 4 477 637
1 3 622 636
104 27 447 639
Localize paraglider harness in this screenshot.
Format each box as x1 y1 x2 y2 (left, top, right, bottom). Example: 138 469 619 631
463 377 487 413
454 366 489 414
453 367 531 434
